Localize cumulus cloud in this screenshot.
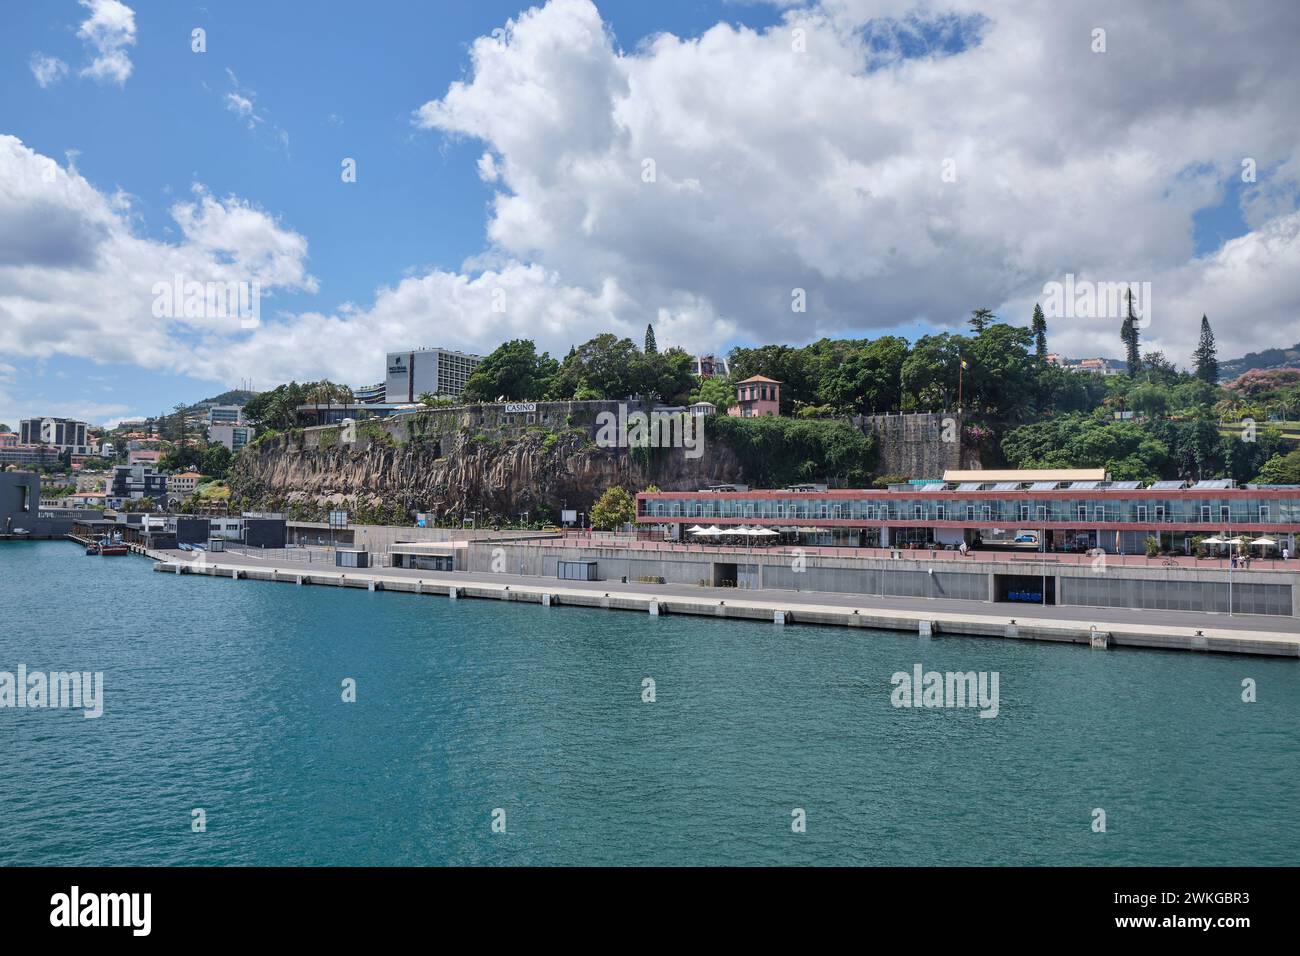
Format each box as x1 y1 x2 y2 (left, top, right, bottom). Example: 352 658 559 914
196 265 735 386
29 54 69 88
4 0 1300 398
76 0 137 86
409 0 1300 364
0 136 316 379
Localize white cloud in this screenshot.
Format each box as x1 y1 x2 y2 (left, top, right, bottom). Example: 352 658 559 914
77 0 137 86
29 54 69 88
0 136 316 382
3 0 1300 401
222 69 289 151
408 0 1300 364
225 92 259 126
194 265 735 386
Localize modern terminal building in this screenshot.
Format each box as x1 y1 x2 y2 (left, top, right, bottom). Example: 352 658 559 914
637 468 1300 555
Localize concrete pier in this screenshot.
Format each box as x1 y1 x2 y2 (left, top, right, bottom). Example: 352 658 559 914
146 551 1300 659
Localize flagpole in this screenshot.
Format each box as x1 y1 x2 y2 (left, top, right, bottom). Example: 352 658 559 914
958 356 964 412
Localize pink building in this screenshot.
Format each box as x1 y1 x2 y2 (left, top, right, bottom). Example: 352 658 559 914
0 432 16 448
728 375 782 417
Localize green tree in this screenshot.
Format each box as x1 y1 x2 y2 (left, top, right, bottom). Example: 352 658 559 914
965 324 1035 416
968 308 995 334
200 443 233 480
900 333 966 410
689 375 735 410
1001 413 1170 483
821 336 908 414
549 334 643 400
590 486 636 530
1031 303 1047 359
1139 351 1182 386
1255 449 1300 485
463 339 559 402
0 423 10 433
1120 288 1142 375
1129 384 1171 419
1193 314 1219 385
644 323 657 354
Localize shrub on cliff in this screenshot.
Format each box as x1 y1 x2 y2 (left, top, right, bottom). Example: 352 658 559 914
705 416 877 487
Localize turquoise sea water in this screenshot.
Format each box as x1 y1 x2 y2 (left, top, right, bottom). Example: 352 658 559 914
1 540 1297 866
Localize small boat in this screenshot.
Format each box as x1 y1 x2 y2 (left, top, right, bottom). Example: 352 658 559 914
100 543 130 556
85 543 101 555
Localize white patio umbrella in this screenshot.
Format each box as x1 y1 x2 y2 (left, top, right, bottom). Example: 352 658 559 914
686 525 707 533
752 528 779 536
704 525 724 536
1250 536 1277 547
1201 536 1227 545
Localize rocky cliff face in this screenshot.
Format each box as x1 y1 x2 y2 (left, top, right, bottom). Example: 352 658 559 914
228 423 742 523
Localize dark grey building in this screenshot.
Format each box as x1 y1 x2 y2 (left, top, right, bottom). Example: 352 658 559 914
0 471 92 538
244 518 287 549
1 471 38 534
109 464 167 506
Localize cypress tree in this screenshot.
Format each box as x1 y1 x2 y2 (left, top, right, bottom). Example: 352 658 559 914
1031 303 1047 359
644 323 658 354
1193 314 1218 385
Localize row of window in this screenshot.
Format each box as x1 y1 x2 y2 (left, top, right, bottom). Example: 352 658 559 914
640 498 1300 524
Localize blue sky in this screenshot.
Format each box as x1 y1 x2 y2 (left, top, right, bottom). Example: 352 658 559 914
1 0 1295 428
0 1 781 425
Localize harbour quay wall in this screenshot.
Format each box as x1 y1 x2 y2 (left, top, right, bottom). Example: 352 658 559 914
464 540 1300 618
149 558 1300 658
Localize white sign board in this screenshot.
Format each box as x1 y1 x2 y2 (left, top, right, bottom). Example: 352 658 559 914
561 509 577 525
504 402 537 413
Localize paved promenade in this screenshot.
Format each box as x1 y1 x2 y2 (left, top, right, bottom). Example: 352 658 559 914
551 532 1298 572
147 545 1300 658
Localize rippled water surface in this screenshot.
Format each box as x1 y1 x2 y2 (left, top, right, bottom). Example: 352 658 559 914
2 541 1297 865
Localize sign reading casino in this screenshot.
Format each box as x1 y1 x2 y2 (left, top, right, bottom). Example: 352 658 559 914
504 403 538 413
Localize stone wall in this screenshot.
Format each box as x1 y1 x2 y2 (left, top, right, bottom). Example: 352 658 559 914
855 412 976 479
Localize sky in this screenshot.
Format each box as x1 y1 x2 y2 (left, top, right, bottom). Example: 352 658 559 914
1 0 1298 428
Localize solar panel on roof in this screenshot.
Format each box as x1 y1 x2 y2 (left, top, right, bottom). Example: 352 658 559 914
1109 481 1141 490
1029 481 1058 490
919 482 946 491
991 482 1019 491
1151 480 1185 489
1069 481 1099 490
956 482 983 491
1194 479 1232 489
